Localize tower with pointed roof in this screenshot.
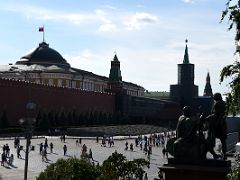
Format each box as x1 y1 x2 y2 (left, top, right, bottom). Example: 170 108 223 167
203 72 213 97
109 54 122 82
106 54 126 95
170 40 198 107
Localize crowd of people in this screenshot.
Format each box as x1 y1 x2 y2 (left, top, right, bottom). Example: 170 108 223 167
0 132 173 180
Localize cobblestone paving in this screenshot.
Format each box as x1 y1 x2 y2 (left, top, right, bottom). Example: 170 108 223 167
0 136 168 180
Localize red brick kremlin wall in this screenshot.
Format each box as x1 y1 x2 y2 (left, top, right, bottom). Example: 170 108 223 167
0 78 115 126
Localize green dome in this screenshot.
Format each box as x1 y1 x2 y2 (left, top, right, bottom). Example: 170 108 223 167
16 42 70 68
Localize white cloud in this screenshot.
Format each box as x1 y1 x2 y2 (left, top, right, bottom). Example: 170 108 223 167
1 3 159 33
124 12 158 30
182 0 195 4
99 23 117 32
103 5 117 10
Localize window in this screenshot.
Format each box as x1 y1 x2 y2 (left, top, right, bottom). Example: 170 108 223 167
72 81 76 88
83 81 87 90
65 80 70 87
35 79 40 84
58 79 62 87
49 79 53 86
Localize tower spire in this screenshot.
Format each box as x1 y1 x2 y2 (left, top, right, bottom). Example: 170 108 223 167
113 51 119 62
183 39 189 64
203 72 213 96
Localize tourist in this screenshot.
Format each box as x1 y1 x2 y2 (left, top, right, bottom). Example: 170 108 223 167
5 144 10 157
39 143 43 154
42 149 48 161
45 138 48 146
82 144 87 153
89 148 93 160
2 145 6 153
130 143 134 151
1 152 6 166
50 142 53 153
44 142 48 152
149 145 152 154
63 135 66 143
63 145 67 155
147 149 151 163
8 154 14 166
143 172 148 180
158 170 164 180
14 137 17 148
162 147 166 157
140 140 143 150
16 146 21 158
125 141 128 150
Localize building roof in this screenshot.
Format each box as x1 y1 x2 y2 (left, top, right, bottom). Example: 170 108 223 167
16 42 70 68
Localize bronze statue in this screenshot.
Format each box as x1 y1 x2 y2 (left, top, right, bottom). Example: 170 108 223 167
166 93 227 162
167 106 207 161
205 93 227 160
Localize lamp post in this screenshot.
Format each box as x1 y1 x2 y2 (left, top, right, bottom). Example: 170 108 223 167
19 102 37 180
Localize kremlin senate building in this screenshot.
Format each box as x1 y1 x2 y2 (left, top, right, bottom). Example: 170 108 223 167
0 38 213 129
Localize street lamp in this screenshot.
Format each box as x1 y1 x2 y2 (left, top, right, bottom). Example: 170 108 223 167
19 102 37 180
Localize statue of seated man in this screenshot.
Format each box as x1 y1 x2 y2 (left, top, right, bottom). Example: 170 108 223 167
172 106 207 161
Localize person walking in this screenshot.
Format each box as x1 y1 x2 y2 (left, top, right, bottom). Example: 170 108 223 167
63 145 67 156
8 154 14 166
63 135 66 143
39 143 43 154
130 143 134 151
125 141 128 150
143 173 148 180
16 146 21 158
42 149 48 161
89 148 93 160
50 142 53 153
1 152 6 166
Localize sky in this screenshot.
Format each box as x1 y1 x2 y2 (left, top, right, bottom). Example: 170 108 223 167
0 0 236 95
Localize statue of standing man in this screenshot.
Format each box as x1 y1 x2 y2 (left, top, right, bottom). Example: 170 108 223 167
206 93 227 160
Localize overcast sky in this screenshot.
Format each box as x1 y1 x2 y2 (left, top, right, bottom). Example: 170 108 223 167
0 0 236 95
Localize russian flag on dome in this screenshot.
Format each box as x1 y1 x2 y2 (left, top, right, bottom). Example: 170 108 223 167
39 27 44 32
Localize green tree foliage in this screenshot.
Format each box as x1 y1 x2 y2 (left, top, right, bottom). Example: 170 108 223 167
54 112 60 127
83 112 89 125
77 112 84 126
222 1 240 179
100 151 149 180
37 158 101 180
38 112 51 131
227 160 240 180
0 110 9 129
72 109 77 126
36 152 149 180
221 0 240 115
60 111 66 126
47 111 55 127
67 111 73 126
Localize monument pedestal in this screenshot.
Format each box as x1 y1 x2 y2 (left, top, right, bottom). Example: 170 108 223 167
159 159 231 180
